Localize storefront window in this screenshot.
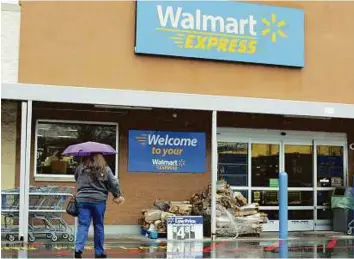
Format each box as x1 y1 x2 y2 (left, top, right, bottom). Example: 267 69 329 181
35 121 118 176
251 143 279 187
218 142 248 187
284 145 313 187
317 146 344 187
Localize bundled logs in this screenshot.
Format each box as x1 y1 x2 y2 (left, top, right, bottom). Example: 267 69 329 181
190 180 268 237
140 200 192 235
140 180 268 238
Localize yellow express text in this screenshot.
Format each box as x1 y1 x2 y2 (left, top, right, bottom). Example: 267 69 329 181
183 35 257 54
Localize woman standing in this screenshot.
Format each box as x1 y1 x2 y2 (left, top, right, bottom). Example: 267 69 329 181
74 153 124 258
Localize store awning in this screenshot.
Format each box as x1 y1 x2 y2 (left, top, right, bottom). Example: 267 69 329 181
2 82 354 119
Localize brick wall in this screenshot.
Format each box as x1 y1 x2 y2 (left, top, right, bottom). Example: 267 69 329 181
24 103 212 225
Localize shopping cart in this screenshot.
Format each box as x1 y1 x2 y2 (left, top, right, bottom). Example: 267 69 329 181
1 188 21 242
2 185 75 242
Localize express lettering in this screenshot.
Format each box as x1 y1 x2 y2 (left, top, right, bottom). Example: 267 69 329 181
185 36 257 54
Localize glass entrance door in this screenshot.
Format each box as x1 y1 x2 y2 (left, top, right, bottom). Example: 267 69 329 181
250 142 281 231
283 143 314 231
217 128 348 232
315 144 345 230
252 142 315 231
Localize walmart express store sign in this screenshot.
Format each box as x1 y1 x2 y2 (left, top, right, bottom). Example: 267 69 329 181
135 1 304 67
128 130 206 173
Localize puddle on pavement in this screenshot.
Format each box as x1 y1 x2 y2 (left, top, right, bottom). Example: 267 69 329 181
1 238 354 258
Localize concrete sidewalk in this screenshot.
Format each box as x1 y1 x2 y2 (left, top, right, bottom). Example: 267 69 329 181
2 234 354 258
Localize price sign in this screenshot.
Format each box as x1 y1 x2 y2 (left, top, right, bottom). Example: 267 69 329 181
167 216 203 241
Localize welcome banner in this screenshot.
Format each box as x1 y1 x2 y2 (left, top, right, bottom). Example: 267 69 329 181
128 130 206 173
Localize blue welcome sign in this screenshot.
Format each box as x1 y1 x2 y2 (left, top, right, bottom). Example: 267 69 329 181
135 1 304 67
128 130 206 173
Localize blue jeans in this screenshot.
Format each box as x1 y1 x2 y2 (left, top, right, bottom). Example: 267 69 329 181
75 202 106 256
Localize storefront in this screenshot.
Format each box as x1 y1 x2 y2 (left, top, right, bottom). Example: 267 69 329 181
217 127 348 231
2 0 354 242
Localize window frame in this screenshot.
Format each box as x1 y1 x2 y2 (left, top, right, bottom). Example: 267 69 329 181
34 119 119 182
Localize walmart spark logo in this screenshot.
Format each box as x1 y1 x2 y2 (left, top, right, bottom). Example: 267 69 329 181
261 14 287 43
135 134 147 145
178 159 186 167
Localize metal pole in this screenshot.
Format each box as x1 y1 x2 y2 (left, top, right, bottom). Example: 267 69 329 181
23 101 32 243
211 111 217 241
18 102 28 240
279 171 288 240
279 240 288 258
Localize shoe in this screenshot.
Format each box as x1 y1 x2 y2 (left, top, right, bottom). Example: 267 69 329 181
74 251 82 258
95 254 107 258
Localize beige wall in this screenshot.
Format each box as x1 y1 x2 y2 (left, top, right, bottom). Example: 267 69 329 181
1 3 21 83
18 1 354 104
1 101 18 190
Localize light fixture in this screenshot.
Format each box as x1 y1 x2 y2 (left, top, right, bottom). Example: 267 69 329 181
94 104 152 110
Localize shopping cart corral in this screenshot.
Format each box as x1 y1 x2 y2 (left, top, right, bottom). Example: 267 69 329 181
1 186 76 243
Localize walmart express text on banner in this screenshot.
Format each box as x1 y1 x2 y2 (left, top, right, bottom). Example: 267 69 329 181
135 1 304 67
128 130 206 173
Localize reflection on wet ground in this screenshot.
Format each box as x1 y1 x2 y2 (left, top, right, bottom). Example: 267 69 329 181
1 237 354 258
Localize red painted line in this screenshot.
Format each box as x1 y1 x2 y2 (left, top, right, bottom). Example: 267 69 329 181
226 244 354 253
263 242 279 251
327 238 338 249
202 241 227 252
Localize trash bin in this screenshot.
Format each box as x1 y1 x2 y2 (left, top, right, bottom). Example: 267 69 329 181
331 187 354 233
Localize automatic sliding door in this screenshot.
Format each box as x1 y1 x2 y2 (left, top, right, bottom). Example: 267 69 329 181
284 144 314 230
218 142 248 187
218 142 249 201
251 142 280 231
315 144 345 230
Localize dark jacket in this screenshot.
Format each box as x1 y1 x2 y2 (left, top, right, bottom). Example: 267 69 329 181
75 165 121 203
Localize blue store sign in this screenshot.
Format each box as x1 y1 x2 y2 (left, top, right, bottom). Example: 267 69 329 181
135 1 304 67
128 130 206 173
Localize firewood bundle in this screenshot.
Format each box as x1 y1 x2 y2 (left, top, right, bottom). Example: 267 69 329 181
140 200 192 234
190 180 268 237
139 181 268 238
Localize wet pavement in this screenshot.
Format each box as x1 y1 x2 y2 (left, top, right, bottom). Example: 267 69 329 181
1 235 354 258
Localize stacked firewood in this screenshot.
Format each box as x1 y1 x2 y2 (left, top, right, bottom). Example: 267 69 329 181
140 180 267 237
190 180 268 237
140 200 192 234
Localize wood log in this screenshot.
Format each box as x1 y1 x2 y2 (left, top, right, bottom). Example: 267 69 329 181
144 209 162 223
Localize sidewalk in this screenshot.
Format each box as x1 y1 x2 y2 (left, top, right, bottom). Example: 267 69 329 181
2 232 354 258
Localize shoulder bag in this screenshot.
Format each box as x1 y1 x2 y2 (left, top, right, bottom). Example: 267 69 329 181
66 195 78 217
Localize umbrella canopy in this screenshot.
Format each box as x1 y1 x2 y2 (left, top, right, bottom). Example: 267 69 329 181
62 141 117 156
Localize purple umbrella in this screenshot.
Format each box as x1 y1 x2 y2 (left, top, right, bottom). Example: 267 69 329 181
62 141 117 156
